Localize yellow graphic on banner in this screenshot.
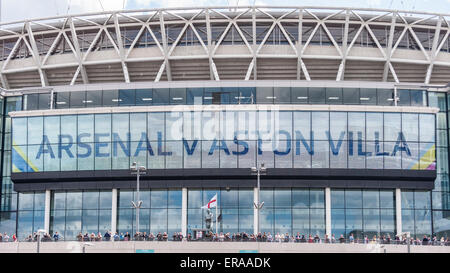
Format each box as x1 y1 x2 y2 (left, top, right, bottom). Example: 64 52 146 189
411 145 435 170
12 141 39 172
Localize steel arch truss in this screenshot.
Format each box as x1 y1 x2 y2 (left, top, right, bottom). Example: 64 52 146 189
0 6 450 89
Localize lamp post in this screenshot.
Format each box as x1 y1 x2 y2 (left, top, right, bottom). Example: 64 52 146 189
251 163 266 235
36 229 45 253
131 162 146 236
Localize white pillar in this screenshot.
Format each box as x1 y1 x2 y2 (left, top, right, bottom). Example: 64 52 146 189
111 189 118 235
396 188 402 235
325 188 331 237
44 190 51 234
181 188 187 237
253 187 258 235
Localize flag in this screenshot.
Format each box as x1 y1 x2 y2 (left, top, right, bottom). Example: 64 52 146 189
201 194 217 209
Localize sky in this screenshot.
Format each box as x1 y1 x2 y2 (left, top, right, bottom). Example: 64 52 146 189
1 0 450 23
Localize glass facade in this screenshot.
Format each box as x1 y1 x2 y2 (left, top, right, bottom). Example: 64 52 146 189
21 88 428 111
11 111 435 173
0 87 448 242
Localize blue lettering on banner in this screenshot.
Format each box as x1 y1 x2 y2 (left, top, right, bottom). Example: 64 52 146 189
34 130 414 160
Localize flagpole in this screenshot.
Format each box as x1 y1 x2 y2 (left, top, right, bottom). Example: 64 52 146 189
215 193 218 235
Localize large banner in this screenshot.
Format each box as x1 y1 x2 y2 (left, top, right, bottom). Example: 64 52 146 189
11 111 436 173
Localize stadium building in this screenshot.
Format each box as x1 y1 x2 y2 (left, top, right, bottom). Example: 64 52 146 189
0 6 448 241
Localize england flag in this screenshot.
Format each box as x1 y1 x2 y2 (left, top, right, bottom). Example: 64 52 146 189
201 194 217 209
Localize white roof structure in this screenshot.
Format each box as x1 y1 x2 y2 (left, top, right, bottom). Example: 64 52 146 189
0 6 449 90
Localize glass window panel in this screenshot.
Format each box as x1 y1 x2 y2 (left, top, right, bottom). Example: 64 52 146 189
380 191 394 209
437 130 447 147
220 111 238 141
363 209 380 236
102 90 119 107
428 92 446 111
274 189 291 208
118 208 133 234
77 143 94 171
220 141 237 168
66 192 82 210
99 191 112 209
238 140 256 168
27 116 43 145
414 191 431 210
309 87 325 104
345 190 362 208
310 189 324 208
85 90 102 107
148 141 164 169
44 116 60 144
380 209 395 236
34 192 45 211
153 88 169 105
402 142 418 170
401 191 415 209
168 190 182 208
112 113 129 140
312 140 329 168
94 114 111 142
312 112 328 141
12 118 27 145
202 140 219 168
326 88 342 104
437 112 447 129
148 112 165 141
343 88 360 105
331 190 345 209
419 143 436 170
410 90 426 107
18 193 34 210
70 91 86 108
135 89 153 106
119 89 136 106
402 113 419 142
377 89 394 106
291 87 308 104
256 87 274 104
150 208 167 233
166 111 183 141
384 142 402 169
130 113 147 142
119 190 133 208
415 210 432 237
165 141 182 169
82 210 99 234
402 209 415 236
170 88 186 105
25 94 39 110
112 140 129 170
359 89 377 105
43 144 60 171
99 210 112 234
237 87 255 104
60 115 77 144
186 88 203 105
292 208 309 235
202 111 220 141
363 191 379 209
221 189 238 208
82 191 99 210
236 111 257 140
151 190 168 208
17 211 33 239
274 87 291 104
384 113 401 141
331 209 345 237
397 89 411 106
52 192 66 210
77 115 94 142
345 209 363 238
27 145 43 172
274 209 291 234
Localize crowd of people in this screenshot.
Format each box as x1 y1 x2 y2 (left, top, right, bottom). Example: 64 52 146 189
0 231 448 246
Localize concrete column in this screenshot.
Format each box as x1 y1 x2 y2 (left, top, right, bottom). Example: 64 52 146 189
181 188 188 237
396 188 402 235
111 189 118 235
44 190 51 234
253 187 258 235
325 188 331 237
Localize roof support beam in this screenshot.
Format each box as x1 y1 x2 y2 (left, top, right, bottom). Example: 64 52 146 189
68 17 89 84
425 16 443 84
